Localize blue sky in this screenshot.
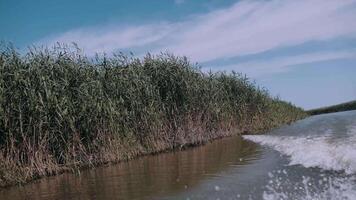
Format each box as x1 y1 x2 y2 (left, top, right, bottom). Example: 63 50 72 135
1 0 356 109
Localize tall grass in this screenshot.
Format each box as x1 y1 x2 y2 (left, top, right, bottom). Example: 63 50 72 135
0 44 306 187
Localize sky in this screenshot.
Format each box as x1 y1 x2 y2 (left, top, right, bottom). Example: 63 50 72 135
0 0 356 109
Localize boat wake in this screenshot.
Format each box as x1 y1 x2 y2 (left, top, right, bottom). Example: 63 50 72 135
243 133 356 174
244 124 356 199
262 170 356 200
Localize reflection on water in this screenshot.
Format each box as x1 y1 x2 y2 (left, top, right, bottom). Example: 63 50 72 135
0 136 260 200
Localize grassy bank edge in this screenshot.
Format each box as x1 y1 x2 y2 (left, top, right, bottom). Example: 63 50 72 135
0 118 300 189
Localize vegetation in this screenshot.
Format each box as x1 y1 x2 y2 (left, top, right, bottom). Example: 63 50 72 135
307 100 356 115
0 44 306 187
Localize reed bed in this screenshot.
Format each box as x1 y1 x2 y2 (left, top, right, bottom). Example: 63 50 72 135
0 44 306 187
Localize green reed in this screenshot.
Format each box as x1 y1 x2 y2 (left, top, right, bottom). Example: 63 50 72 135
0 44 306 186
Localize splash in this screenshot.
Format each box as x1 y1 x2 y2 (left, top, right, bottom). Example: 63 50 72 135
262 171 356 200
243 133 356 174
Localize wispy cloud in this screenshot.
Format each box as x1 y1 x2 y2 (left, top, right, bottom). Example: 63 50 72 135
40 0 356 64
165 0 356 62
41 23 176 55
202 50 356 77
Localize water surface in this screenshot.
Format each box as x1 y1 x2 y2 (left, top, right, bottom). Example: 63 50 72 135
1 110 356 199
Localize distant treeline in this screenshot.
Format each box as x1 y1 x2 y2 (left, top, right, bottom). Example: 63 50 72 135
307 100 356 115
0 44 306 187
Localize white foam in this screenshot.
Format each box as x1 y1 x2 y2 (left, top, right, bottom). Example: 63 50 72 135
243 134 356 174
263 173 356 200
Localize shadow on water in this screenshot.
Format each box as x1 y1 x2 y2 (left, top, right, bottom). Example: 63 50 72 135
0 136 260 200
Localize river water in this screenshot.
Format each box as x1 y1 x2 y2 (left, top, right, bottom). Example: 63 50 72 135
1 110 356 200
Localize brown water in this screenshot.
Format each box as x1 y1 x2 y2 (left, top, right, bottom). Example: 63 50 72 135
0 136 260 200
1 110 356 200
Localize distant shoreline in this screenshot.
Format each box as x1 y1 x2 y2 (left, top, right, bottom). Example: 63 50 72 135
307 100 356 115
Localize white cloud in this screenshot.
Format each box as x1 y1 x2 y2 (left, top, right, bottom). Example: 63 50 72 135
203 50 356 78
41 23 176 56
40 0 356 62
166 0 356 62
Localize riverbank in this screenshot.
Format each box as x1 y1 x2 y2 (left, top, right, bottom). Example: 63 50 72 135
0 44 306 188
1 111 355 199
